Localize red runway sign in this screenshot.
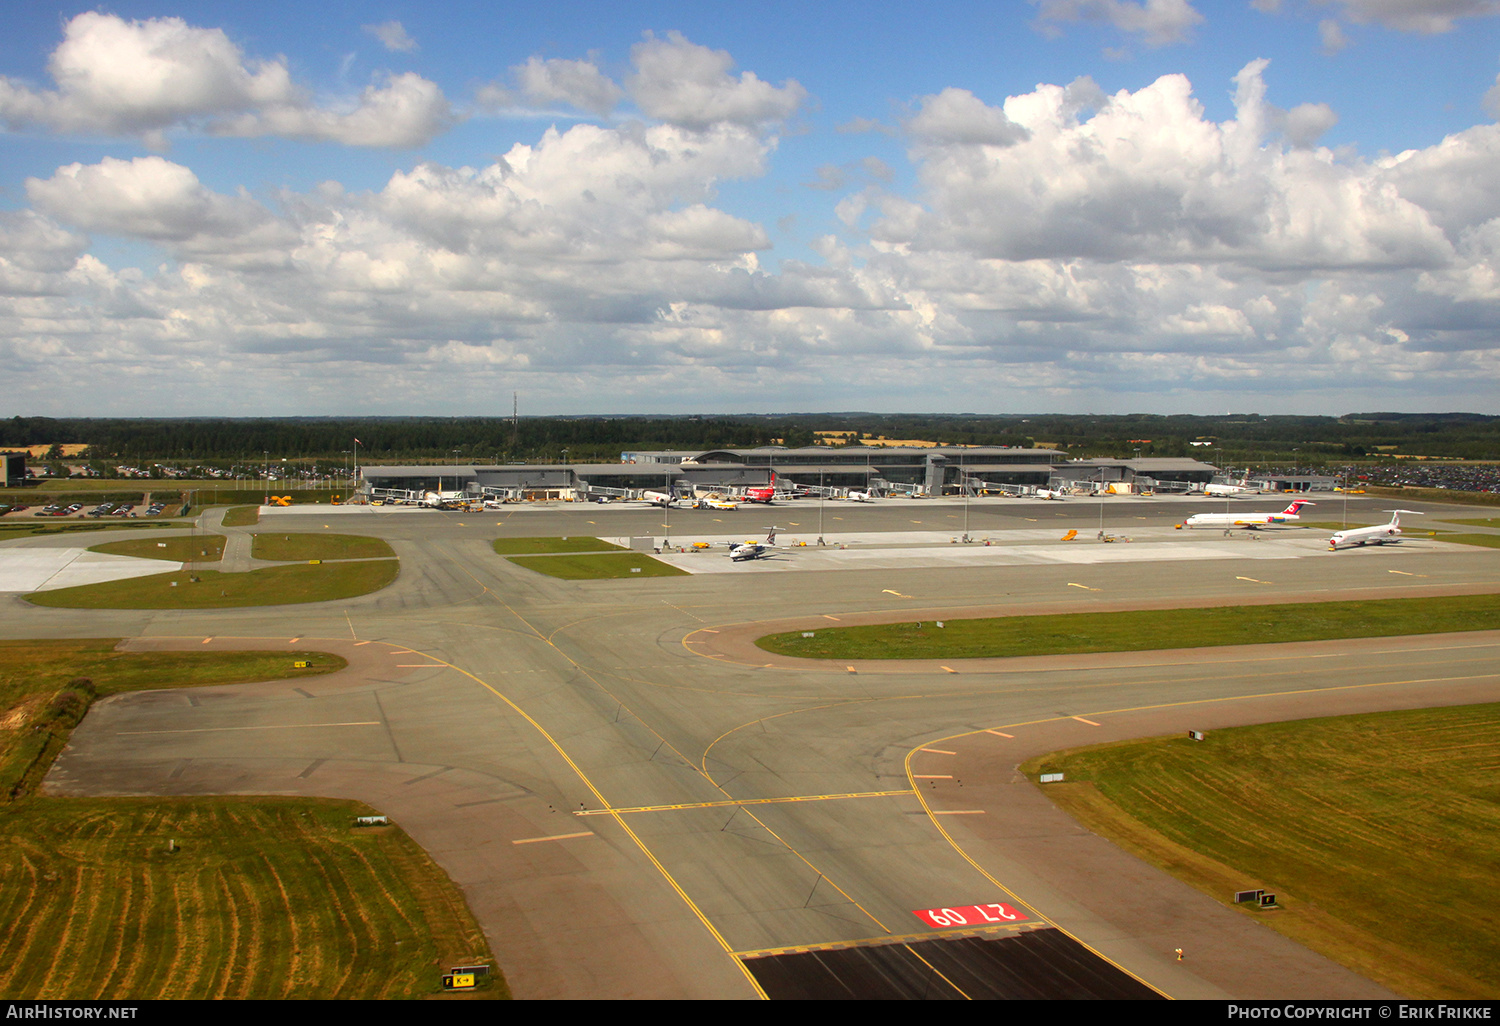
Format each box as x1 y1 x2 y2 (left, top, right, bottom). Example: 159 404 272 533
912 902 1030 928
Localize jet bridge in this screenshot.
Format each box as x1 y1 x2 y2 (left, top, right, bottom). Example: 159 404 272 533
369 487 426 505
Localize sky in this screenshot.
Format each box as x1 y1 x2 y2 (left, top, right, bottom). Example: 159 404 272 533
3 1 1500 418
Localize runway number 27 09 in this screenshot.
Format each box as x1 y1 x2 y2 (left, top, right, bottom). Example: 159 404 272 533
913 903 1029 928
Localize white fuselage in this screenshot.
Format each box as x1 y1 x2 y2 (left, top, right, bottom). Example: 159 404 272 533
1328 524 1401 548
1183 500 1311 529
1328 511 1418 550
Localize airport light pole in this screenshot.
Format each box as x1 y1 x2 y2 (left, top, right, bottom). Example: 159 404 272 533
961 451 971 543
263 451 269 505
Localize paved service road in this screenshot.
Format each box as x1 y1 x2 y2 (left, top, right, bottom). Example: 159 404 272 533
13 496 1500 999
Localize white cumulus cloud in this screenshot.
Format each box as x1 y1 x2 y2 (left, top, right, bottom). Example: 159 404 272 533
0 12 452 148
1030 0 1205 46
627 31 806 129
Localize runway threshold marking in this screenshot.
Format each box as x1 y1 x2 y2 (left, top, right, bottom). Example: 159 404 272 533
571 790 915 816
734 922 1033 959
902 741 1159 1000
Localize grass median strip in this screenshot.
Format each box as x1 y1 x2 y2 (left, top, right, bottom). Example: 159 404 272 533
492 536 624 555
221 505 259 527
1021 703 1500 999
508 551 687 579
90 533 227 562
251 532 395 561
25 559 399 609
757 592 1500 659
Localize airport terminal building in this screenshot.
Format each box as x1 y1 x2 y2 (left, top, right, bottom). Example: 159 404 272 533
357 446 1219 502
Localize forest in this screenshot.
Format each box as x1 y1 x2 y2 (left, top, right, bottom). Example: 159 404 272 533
4 412 1499 465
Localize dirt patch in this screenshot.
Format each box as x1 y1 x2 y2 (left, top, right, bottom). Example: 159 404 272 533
0 695 46 731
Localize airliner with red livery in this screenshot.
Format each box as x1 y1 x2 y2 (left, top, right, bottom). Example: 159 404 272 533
742 472 777 504
1180 498 1313 530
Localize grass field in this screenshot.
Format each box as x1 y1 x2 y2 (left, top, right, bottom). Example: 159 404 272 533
25 559 399 609
1446 517 1500 528
491 536 624 555
1020 703 1500 998
0 520 186 540
0 797 502 999
507 551 688 579
0 639 502 1000
1435 533 1500 548
91 534 227 562
756 593 1500 660
221 506 259 527
251 532 395 561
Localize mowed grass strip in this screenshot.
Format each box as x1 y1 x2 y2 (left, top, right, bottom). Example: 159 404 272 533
251 532 395 561
1021 703 1500 998
220 506 259 527
25 559 399 609
757 593 1500 660
1435 533 1500 549
0 521 186 540
508 552 687 579
0 639 345 709
90 534 227 562
491 536 624 555
0 797 503 999
1445 517 1500 528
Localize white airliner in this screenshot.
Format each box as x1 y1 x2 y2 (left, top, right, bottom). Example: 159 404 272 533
1328 510 1421 550
729 528 778 561
1204 472 1258 498
641 490 678 508
1035 488 1066 500
1182 498 1313 530
847 490 873 503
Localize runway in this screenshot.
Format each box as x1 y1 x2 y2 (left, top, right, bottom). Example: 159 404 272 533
13 494 1500 999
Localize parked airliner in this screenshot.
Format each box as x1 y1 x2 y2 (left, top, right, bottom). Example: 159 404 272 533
1328 510 1422 550
729 528 778 561
1181 498 1313 530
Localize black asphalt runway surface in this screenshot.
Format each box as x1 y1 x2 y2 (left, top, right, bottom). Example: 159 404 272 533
10 493 1499 999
